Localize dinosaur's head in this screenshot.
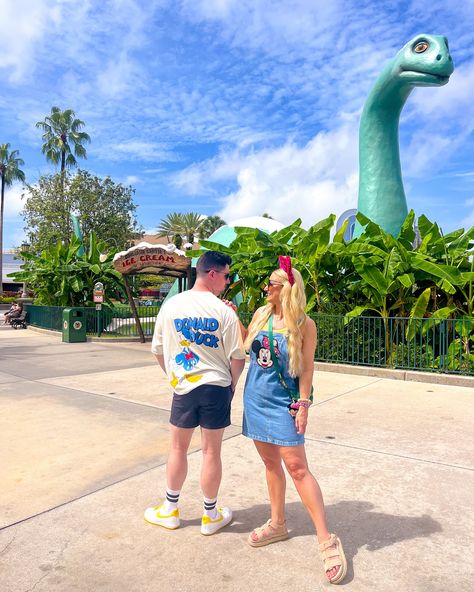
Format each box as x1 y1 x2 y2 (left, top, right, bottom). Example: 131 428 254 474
395 34 454 87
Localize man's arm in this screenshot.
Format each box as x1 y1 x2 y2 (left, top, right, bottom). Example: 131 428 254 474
155 354 166 374
151 306 166 373
230 357 246 393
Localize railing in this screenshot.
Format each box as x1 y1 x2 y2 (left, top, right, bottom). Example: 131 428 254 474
25 304 160 338
314 314 473 375
25 306 473 375
239 312 473 376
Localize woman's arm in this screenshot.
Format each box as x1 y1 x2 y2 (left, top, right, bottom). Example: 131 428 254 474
222 302 266 342
295 317 317 435
222 299 248 340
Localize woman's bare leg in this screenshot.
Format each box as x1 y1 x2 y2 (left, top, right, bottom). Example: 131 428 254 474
280 445 341 581
254 440 286 526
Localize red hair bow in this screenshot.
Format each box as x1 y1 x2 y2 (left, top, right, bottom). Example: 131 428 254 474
279 255 295 286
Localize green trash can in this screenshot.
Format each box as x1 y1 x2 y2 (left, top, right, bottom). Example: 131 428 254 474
62 308 87 343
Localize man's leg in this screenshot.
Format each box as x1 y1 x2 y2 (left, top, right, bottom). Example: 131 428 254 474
199 427 232 535
144 425 194 529
200 427 225 498
167 425 195 490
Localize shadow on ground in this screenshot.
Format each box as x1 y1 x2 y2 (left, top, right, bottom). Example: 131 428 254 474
179 499 441 585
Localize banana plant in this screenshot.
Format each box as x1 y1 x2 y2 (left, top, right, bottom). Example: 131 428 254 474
413 214 474 313
344 212 416 321
10 232 126 306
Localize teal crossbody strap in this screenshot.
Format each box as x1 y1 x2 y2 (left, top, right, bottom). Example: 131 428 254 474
268 314 313 401
268 314 290 390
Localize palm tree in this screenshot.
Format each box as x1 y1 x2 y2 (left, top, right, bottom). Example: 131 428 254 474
182 212 204 243
200 215 227 239
156 212 186 244
36 107 90 172
156 212 204 246
0 144 25 294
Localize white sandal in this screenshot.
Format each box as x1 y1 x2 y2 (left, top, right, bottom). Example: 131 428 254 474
248 519 289 547
318 533 347 584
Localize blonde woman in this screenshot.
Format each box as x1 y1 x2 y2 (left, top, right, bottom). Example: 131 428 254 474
233 256 347 585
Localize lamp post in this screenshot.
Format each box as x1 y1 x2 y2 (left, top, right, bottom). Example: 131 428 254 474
19 242 30 298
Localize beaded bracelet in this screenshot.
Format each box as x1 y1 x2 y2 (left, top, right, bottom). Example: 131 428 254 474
296 399 312 409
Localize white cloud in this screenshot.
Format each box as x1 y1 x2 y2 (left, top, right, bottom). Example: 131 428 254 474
11 229 27 248
3 184 25 219
0 0 61 81
1 0 474 244
124 175 142 185
462 212 474 228
410 61 474 122
94 140 180 162
181 0 343 54
462 196 474 228
2 184 25 247
172 150 244 195
175 123 360 226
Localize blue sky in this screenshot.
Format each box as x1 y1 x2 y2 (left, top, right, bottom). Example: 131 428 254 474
1 0 474 248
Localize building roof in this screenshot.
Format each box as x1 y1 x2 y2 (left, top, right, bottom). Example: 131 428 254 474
134 235 201 249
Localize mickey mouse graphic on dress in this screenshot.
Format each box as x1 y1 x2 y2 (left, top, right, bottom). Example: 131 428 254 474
252 335 280 369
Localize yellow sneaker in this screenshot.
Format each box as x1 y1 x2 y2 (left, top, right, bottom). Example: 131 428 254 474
200 506 232 535
144 503 180 529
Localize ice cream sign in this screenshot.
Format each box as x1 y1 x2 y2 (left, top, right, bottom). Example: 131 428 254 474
113 243 191 275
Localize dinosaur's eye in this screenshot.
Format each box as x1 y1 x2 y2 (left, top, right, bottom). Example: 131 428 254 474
414 41 429 53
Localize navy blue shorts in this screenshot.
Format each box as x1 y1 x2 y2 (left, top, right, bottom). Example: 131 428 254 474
170 384 233 429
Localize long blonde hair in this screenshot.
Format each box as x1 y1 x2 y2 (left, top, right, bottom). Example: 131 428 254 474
245 266 306 377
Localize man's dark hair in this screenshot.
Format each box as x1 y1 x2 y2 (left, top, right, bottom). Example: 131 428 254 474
196 251 232 276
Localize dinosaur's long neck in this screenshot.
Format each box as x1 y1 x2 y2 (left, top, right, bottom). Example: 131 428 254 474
356 64 412 236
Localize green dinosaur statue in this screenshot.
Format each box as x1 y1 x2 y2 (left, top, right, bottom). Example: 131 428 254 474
354 34 454 238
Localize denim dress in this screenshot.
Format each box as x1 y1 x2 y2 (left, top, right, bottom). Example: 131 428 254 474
243 326 304 447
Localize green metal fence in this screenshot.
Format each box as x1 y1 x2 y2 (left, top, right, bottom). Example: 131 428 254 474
25 305 473 375
26 304 160 338
313 314 473 375
239 312 473 376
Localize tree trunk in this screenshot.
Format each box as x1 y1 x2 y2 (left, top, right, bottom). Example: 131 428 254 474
0 174 4 295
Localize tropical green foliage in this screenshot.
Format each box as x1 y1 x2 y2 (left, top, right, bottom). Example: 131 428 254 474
195 214 354 314
9 233 126 306
22 170 141 253
194 210 473 371
195 210 473 320
0 143 25 293
36 106 90 172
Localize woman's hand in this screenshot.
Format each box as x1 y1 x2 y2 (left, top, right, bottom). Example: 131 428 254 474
295 406 308 434
222 299 238 313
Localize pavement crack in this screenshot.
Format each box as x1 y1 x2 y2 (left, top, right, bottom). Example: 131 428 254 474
23 572 49 592
315 378 383 405
0 534 15 555
304 436 474 471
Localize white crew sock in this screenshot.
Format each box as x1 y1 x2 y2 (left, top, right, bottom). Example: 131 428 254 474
163 487 180 512
203 496 218 519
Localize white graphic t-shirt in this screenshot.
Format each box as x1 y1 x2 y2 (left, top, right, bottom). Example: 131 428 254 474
151 290 246 395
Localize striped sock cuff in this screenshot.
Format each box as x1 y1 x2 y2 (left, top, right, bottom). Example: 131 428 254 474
166 488 180 504
203 497 217 511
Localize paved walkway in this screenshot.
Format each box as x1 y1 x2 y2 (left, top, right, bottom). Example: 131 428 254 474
0 325 473 591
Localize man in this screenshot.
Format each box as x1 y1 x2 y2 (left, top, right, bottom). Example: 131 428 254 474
145 251 246 535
